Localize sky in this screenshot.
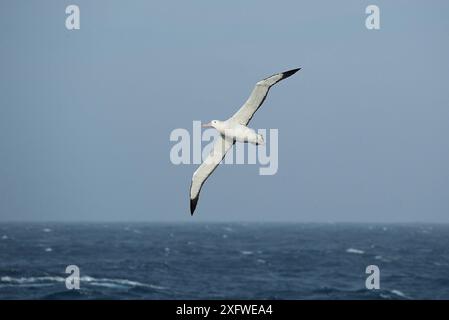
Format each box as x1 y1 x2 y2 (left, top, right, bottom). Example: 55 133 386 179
0 1 448 222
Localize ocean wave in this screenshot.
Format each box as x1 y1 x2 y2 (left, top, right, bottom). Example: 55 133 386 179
374 255 391 262
346 248 364 254
1 276 65 284
391 289 410 299
79 276 167 290
0 283 55 288
0 276 166 290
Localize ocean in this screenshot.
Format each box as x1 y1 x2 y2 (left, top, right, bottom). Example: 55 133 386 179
0 223 448 300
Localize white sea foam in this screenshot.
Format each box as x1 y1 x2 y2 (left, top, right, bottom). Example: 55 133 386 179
148 284 166 290
0 283 54 288
391 289 409 299
374 255 391 262
43 228 52 233
83 277 167 290
89 282 127 289
240 251 253 255
0 276 167 290
1 276 65 283
45 248 53 252
420 226 433 234
346 248 364 254
1 235 8 240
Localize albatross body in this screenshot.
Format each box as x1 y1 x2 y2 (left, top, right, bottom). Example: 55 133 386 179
189 68 301 215
202 121 265 145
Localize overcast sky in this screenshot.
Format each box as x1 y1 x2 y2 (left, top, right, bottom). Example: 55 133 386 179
0 1 448 222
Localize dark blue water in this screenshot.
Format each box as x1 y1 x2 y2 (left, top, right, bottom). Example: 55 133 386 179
0 223 448 299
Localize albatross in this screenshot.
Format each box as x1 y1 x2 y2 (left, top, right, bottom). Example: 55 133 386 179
189 68 301 215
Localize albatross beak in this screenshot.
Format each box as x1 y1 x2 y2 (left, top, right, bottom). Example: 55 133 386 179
202 122 213 128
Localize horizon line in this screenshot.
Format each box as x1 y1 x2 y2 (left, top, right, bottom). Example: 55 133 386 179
0 220 448 224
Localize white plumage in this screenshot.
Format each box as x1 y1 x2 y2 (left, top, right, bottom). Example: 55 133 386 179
190 68 301 215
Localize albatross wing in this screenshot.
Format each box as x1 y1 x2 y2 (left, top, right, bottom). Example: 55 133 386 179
231 68 301 125
189 135 234 215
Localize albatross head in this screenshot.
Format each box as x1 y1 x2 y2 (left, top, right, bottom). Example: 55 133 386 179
202 120 223 130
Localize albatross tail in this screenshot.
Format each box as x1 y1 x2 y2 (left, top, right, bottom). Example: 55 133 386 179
256 134 265 145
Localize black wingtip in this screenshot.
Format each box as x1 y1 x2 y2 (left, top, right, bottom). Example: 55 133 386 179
282 68 301 79
190 197 199 216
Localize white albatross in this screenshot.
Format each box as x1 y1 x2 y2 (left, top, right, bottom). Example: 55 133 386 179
189 68 301 215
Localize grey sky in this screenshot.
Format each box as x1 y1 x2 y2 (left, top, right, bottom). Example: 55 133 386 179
0 1 448 222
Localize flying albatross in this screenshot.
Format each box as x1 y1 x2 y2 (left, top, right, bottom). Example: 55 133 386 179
189 68 301 215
